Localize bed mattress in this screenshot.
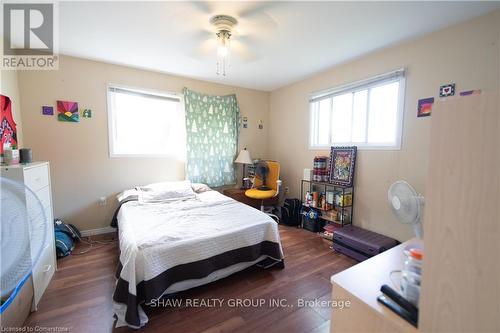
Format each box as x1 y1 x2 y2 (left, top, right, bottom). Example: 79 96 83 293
112 190 284 328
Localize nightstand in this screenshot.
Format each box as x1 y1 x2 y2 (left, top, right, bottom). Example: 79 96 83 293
223 188 279 209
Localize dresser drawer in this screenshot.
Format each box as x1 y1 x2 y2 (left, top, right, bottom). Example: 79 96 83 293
33 186 52 210
32 243 55 309
24 166 49 192
28 204 54 259
26 188 53 242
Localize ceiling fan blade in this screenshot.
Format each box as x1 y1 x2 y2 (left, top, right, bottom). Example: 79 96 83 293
189 38 217 60
238 1 279 18
231 39 258 62
238 2 280 31
186 29 213 59
237 34 261 46
185 1 213 15
189 29 213 44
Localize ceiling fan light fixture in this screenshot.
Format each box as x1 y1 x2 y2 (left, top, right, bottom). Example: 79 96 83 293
216 30 230 57
211 15 237 76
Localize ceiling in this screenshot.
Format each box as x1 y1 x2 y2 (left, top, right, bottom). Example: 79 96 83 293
58 1 499 91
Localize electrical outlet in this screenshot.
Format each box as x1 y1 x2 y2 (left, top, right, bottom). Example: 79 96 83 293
98 196 107 206
285 186 289 194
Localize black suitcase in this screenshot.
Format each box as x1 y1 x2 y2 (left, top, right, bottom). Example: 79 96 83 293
281 199 301 226
333 225 400 261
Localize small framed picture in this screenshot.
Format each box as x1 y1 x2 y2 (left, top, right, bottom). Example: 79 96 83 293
460 90 481 96
328 146 357 187
439 83 455 97
57 100 79 122
82 109 92 118
42 106 54 115
417 97 434 117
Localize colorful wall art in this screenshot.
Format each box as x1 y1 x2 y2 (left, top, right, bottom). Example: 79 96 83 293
42 106 54 115
57 100 79 122
439 83 455 97
328 146 357 187
82 109 92 118
417 97 434 117
460 90 481 96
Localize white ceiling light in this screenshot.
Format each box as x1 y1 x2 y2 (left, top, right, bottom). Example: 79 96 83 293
210 15 238 76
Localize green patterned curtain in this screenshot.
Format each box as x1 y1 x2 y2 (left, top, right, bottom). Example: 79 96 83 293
183 88 240 187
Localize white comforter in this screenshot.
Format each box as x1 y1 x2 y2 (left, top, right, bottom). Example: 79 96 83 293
114 190 283 327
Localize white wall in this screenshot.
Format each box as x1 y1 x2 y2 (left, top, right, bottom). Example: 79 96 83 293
269 11 500 241
18 55 270 231
15 10 500 238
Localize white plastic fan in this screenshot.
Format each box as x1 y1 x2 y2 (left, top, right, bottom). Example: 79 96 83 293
1 177 49 299
388 180 424 239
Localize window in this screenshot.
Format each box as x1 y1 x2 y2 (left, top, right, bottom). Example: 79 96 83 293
107 85 185 157
309 69 405 150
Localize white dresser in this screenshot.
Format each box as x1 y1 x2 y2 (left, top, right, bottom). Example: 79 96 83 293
1 161 57 310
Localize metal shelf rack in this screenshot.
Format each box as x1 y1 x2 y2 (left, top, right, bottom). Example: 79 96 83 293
300 179 354 228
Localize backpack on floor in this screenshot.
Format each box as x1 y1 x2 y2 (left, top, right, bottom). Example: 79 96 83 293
54 219 81 257
281 198 302 226
54 230 75 257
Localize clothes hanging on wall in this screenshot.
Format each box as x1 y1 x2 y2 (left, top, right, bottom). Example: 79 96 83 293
0 95 18 154
183 88 240 187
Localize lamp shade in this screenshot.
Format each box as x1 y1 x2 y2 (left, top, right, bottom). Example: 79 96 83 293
234 149 253 164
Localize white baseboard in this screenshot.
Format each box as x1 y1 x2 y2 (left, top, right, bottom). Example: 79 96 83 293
80 226 116 237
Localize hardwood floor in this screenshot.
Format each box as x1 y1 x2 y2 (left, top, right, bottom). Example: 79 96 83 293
25 226 356 333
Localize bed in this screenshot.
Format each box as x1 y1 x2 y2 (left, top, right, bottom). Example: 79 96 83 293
111 181 284 328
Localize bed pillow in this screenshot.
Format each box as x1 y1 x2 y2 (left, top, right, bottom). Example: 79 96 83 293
191 183 212 193
116 189 140 203
138 180 195 203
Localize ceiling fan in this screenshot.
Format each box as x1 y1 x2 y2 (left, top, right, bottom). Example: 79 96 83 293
211 14 237 76
186 2 280 76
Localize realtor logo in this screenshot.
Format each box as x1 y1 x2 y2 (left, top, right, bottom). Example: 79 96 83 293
2 2 58 69
4 3 53 55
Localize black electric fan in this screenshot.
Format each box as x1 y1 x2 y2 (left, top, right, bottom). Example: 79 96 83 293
255 160 271 190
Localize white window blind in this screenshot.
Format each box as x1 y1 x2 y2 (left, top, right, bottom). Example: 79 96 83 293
107 85 185 157
309 69 406 150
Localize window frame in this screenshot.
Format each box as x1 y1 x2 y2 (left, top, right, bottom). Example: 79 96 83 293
308 69 406 151
106 83 183 158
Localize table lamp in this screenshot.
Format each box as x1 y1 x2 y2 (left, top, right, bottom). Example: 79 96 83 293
234 148 253 188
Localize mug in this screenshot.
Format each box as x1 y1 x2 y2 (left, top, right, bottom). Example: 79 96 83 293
20 148 32 164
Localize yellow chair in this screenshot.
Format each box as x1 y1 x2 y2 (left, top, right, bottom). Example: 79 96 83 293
245 160 281 222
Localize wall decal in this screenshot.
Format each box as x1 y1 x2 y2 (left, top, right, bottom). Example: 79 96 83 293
242 116 248 128
82 109 92 118
459 90 481 97
417 97 434 117
57 100 79 122
439 83 455 97
42 106 54 115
